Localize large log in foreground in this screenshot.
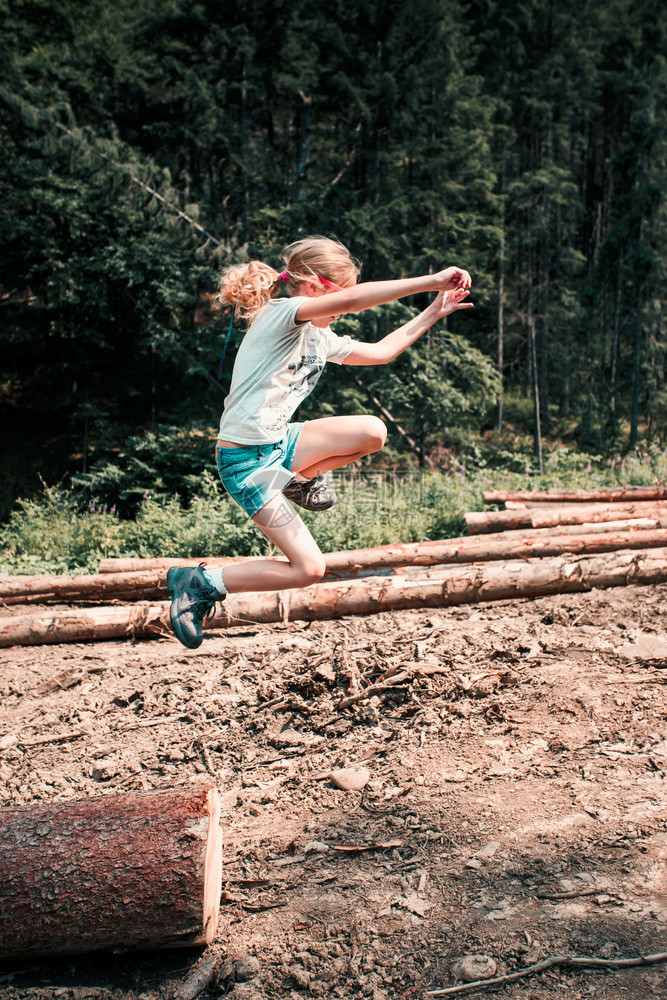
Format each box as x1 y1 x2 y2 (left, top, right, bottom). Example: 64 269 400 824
465 502 667 534
0 784 223 959
6 527 667 606
483 487 667 505
3 548 667 648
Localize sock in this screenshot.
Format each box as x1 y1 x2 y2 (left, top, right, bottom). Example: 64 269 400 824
202 566 227 596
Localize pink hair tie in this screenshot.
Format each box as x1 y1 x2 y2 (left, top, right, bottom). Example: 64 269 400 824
279 270 289 281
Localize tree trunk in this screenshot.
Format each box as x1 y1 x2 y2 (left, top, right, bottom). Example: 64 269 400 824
609 250 623 414
95 515 667 573
466 502 667 534
527 243 543 472
538 227 550 434
0 784 222 959
0 569 169 603
482 487 667 505
3 549 667 647
630 224 644 449
6 528 667 605
495 193 505 431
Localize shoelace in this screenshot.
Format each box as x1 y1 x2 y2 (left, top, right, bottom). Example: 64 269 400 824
308 478 334 496
173 595 216 626
174 580 218 626
192 596 217 626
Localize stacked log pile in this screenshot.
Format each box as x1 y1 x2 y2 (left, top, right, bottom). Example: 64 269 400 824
2 485 667 648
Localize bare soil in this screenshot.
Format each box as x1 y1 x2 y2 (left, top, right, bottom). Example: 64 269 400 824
1 583 667 999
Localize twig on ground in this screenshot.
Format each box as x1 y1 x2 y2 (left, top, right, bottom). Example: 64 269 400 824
536 888 601 899
18 731 87 749
340 634 363 696
118 713 193 733
337 669 413 710
173 948 222 1000
424 951 667 996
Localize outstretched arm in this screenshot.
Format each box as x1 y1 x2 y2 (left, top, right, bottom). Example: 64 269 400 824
343 287 473 366
294 266 471 323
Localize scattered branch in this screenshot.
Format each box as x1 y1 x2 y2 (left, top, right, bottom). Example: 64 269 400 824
173 949 222 1000
424 951 667 996
337 668 415 710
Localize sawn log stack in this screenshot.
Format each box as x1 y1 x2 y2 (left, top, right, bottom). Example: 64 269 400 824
1 486 666 648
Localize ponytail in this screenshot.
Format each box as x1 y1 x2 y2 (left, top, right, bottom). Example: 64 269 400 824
216 260 281 322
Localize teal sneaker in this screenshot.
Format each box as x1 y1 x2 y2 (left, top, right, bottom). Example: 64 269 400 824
167 565 224 649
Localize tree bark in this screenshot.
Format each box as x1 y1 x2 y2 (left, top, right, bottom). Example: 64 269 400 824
483 487 667 504
3 549 667 647
466 502 667 534
630 230 644 450
0 784 222 959
526 242 543 472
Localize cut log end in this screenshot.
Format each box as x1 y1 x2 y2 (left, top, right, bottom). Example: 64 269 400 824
199 786 223 946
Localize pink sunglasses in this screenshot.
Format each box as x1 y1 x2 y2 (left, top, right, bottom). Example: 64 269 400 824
316 275 345 292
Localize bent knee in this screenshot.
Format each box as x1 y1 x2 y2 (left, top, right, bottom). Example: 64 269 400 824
363 416 387 452
293 554 326 587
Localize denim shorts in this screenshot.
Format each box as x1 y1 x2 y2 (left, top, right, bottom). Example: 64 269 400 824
215 422 304 517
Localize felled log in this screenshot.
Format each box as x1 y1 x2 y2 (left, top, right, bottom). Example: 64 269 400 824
7 526 667 607
100 557 218 573
101 518 667 576
502 518 667 535
483 486 667 505
465 502 667 535
503 499 608 509
3 548 667 648
0 569 168 604
0 784 222 959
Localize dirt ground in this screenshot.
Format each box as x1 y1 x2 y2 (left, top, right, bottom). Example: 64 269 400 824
1 582 667 1000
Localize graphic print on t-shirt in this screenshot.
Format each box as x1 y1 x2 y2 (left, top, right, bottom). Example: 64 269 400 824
264 328 326 434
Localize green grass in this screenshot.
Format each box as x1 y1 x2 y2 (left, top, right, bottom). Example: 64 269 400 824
3 441 667 576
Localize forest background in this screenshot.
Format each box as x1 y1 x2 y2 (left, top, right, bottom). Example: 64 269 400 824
1 0 667 571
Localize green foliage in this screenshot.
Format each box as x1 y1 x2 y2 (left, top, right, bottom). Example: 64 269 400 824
0 472 266 575
116 476 266 560
2 0 667 524
0 483 123 575
317 304 500 460
70 425 220 516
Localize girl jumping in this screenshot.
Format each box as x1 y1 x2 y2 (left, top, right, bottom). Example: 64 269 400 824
168 235 473 648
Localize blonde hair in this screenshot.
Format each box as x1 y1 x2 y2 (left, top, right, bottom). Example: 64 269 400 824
216 235 360 322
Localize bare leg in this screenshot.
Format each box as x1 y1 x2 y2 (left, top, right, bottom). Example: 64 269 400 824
291 415 387 479
220 493 325 593
217 417 385 594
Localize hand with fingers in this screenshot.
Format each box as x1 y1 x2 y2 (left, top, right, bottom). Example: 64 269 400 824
434 265 472 291
435 286 474 318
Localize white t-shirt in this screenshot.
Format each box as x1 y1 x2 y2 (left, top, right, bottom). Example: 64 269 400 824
218 296 356 444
